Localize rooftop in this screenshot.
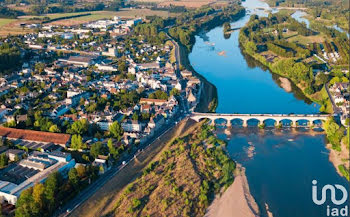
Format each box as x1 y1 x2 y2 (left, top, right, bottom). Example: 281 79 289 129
0 127 71 146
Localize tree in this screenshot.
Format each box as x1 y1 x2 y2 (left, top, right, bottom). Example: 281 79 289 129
149 90 168 100
49 124 60 133
15 187 39 217
76 164 86 178
71 134 85 150
109 121 124 140
70 119 89 135
108 138 119 159
315 73 329 86
45 172 62 212
0 153 8 167
223 22 231 33
32 183 45 210
90 142 104 158
132 112 139 121
68 168 79 186
170 88 180 96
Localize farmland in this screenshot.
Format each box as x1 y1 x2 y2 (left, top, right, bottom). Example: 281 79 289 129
0 8 175 36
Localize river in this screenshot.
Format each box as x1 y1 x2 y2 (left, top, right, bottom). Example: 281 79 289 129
188 0 349 216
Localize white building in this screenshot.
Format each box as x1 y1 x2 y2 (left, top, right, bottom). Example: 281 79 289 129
0 151 75 205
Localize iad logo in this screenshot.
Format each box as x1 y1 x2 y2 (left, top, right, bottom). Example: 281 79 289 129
312 180 348 216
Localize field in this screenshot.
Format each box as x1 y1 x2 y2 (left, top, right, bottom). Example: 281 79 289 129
134 0 222 8
286 34 326 45
0 8 175 36
0 19 16 28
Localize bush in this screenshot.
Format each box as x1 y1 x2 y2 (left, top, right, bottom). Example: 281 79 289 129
338 165 349 180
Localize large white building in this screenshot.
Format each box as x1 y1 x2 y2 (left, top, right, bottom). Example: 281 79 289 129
0 151 75 205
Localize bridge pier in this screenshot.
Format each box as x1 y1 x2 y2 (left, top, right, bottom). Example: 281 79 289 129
210 119 215 126
242 120 248 127
292 121 297 128
275 121 281 127
227 120 232 128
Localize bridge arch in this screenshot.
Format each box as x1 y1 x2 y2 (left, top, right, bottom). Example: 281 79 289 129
230 118 244 127
213 118 228 126
295 119 311 127
262 118 278 127
246 118 261 127
279 119 294 127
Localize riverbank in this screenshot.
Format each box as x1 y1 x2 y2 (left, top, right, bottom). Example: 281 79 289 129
327 142 350 179
171 6 246 112
178 41 218 112
205 165 260 217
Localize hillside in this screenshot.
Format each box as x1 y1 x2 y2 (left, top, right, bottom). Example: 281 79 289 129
106 123 235 217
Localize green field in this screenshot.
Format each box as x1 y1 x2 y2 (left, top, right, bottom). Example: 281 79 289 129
0 19 16 27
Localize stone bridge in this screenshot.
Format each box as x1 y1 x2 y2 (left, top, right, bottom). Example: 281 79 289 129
190 112 330 127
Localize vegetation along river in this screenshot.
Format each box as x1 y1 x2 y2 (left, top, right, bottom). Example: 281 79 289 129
188 0 350 216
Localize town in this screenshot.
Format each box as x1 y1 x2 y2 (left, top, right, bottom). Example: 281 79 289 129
0 14 202 215
0 0 348 216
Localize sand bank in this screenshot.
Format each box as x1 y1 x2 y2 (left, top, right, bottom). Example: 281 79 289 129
327 143 349 177
279 77 292 92
205 165 260 217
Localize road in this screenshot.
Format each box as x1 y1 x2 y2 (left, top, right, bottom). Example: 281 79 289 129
325 82 342 114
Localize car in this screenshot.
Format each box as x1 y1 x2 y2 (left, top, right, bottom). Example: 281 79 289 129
122 161 126 165
66 209 71 213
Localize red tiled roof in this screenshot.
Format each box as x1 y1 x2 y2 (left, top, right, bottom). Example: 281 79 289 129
0 127 71 145
140 98 167 103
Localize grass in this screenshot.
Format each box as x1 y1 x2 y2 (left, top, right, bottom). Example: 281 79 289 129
287 34 326 45
0 19 16 27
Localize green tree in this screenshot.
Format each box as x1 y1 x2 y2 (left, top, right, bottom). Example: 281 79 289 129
71 134 86 150
90 142 104 158
44 172 62 212
170 88 180 96
76 164 86 178
49 124 60 133
15 187 39 217
0 153 8 167
70 119 89 135
109 121 124 140
68 168 79 186
132 112 139 121
149 90 168 100
32 183 45 211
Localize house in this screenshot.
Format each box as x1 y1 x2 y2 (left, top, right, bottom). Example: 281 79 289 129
65 56 95 67
102 47 119 57
148 114 165 131
140 98 167 106
121 120 144 132
6 149 25 161
92 158 108 175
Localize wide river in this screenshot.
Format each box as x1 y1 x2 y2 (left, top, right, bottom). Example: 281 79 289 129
189 0 349 216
